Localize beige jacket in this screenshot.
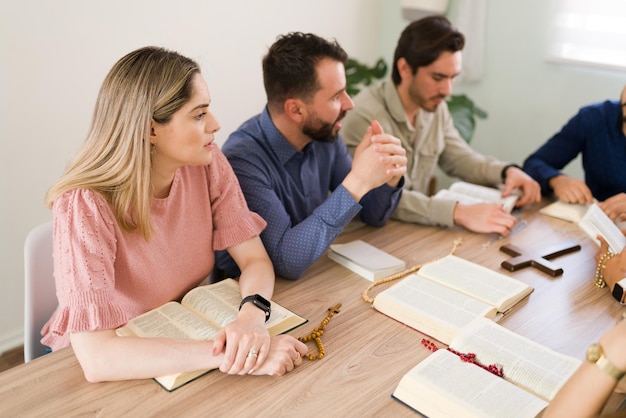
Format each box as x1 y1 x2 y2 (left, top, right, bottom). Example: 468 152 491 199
341 80 507 227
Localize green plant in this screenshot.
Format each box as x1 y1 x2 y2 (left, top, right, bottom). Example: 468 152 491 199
344 58 487 143
345 58 388 97
446 94 488 144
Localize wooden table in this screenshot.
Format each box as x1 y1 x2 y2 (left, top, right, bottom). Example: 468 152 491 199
2 202 625 417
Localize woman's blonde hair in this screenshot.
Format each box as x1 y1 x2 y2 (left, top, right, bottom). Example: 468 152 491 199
46 46 200 239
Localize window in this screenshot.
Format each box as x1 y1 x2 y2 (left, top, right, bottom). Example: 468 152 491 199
547 0 626 72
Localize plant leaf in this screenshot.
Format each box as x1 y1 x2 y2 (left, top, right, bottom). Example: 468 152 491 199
447 94 488 143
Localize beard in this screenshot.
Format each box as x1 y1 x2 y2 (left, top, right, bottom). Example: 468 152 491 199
302 110 347 143
408 83 445 113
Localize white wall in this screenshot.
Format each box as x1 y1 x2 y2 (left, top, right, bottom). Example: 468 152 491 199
2 0 625 352
0 0 386 352
450 1 624 182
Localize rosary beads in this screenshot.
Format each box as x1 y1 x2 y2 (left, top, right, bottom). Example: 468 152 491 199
298 303 341 360
421 338 504 378
594 251 616 288
362 239 463 304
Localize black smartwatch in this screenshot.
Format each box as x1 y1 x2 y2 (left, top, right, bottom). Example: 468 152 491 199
239 294 271 322
612 278 626 304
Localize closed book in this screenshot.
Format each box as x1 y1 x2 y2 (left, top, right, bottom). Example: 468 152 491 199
328 240 406 281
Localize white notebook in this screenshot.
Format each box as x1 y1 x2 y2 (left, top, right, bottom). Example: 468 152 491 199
328 240 406 281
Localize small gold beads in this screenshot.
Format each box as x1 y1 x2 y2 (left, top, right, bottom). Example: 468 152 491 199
298 304 341 360
595 251 616 288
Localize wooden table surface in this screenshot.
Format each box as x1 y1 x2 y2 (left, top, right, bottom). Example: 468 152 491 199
2 201 625 417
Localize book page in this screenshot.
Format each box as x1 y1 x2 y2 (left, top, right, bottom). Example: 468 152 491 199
120 302 220 340
450 317 581 401
265 303 308 335
539 200 590 223
181 279 241 328
579 203 626 254
393 349 548 418
418 255 533 312
434 189 484 206
182 279 307 336
373 274 497 345
448 181 519 212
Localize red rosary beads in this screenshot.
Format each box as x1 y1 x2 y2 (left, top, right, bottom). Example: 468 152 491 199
421 338 504 378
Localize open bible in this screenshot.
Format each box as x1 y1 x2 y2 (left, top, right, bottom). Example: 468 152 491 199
578 203 626 254
392 317 581 418
540 201 626 253
372 255 533 345
434 181 520 213
116 278 307 391
539 199 591 223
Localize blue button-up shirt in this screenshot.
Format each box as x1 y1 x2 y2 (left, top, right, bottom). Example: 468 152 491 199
216 107 403 279
523 100 626 201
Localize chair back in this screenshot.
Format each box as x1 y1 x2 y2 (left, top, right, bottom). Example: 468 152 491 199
23 221 57 362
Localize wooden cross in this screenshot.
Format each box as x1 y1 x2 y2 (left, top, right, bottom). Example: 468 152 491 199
499 241 581 277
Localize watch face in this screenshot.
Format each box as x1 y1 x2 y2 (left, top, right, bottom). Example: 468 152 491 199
586 343 602 362
612 283 624 302
254 294 271 309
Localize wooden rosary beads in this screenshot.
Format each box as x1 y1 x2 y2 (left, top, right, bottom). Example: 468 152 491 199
298 303 341 360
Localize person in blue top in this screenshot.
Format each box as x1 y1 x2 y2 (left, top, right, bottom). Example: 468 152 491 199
523 85 626 221
216 32 407 280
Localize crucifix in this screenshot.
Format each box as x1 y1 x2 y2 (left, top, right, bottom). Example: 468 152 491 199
499 241 581 277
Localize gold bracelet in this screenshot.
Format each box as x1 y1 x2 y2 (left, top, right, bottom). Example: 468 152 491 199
594 251 616 288
586 343 626 380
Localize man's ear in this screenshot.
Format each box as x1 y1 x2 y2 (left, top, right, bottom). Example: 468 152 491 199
397 57 413 81
284 98 305 123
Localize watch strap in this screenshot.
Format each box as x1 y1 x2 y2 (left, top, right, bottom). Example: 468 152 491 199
596 354 626 380
501 163 521 182
587 343 625 380
239 294 271 322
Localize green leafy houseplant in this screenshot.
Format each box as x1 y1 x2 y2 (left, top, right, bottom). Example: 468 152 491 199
345 58 388 97
344 58 487 143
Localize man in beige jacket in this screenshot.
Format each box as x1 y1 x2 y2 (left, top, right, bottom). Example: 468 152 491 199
342 16 540 235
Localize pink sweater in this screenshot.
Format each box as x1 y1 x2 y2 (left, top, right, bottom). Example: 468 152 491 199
41 148 266 350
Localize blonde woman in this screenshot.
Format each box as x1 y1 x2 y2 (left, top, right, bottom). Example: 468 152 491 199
42 46 306 382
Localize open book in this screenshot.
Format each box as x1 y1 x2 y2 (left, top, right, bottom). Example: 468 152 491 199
393 317 581 418
540 201 626 253
116 278 307 391
539 199 591 223
578 203 626 254
328 240 406 281
372 255 533 345
434 181 519 212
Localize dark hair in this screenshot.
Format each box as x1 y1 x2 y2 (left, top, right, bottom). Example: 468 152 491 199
391 16 465 85
262 32 348 109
